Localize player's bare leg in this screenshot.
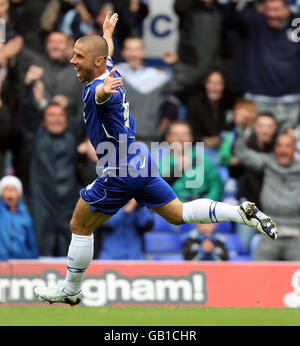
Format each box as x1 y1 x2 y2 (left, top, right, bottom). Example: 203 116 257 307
152 198 278 240
70 197 111 236
151 198 184 225
34 197 111 305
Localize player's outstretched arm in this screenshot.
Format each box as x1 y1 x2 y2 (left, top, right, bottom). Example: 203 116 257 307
103 11 118 58
95 67 122 104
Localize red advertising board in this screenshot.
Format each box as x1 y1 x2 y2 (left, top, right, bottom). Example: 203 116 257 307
1 260 300 307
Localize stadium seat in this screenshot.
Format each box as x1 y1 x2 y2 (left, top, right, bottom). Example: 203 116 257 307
144 232 182 253
204 147 219 166
219 233 248 260
223 178 238 199
249 233 261 258
150 253 184 261
152 213 174 232
177 223 195 234
230 255 252 262
218 166 229 184
214 222 234 233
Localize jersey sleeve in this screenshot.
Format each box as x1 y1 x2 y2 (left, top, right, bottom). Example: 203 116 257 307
106 56 114 72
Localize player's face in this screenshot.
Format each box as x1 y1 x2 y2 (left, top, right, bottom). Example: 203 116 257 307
43 105 68 135
274 135 296 166
263 0 290 29
70 42 94 83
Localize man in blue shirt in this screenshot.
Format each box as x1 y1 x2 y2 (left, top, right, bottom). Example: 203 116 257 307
34 11 278 306
225 0 300 132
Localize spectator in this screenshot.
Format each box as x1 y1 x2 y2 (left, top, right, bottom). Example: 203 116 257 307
20 101 85 257
40 0 76 34
112 0 149 50
221 111 277 252
231 112 278 208
0 0 25 188
0 0 24 119
186 67 234 148
183 223 228 261
160 120 224 202
98 199 153 260
18 30 83 118
0 96 12 177
219 99 258 167
0 175 38 260
58 0 148 62
116 36 176 144
224 0 300 132
59 0 103 40
173 0 223 97
9 0 48 53
77 136 98 188
235 131 300 260
286 125 300 161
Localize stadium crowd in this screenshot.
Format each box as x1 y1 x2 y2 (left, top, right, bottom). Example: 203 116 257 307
0 0 300 262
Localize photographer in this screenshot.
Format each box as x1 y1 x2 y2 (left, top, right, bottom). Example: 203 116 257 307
183 223 228 261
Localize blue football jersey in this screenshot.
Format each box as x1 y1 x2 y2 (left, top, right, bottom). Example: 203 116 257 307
82 57 137 174
79 58 177 214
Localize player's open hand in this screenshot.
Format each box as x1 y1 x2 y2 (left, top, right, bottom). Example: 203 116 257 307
103 67 122 94
103 11 118 36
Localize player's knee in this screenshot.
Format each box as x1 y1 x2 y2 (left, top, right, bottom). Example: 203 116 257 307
70 218 89 235
70 218 79 233
166 215 184 226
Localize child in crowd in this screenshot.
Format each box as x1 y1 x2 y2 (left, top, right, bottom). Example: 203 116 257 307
183 223 228 261
0 175 38 260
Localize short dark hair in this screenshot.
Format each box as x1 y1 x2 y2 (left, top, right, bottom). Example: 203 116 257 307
44 102 66 115
46 30 67 41
122 35 144 49
263 0 289 6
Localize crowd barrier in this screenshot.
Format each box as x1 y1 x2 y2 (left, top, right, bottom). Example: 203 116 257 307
0 260 300 307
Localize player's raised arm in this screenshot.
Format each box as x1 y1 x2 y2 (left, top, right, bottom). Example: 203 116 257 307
102 11 118 58
95 67 123 104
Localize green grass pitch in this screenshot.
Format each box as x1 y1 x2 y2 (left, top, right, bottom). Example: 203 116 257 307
0 306 300 326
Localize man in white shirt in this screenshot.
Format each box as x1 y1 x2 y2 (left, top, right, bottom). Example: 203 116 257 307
116 36 172 144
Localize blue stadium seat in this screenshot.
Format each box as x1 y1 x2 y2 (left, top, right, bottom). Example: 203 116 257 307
204 147 219 166
177 223 195 234
150 253 184 261
214 222 233 233
144 232 182 253
218 166 229 184
230 255 252 262
152 213 174 232
219 233 248 260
